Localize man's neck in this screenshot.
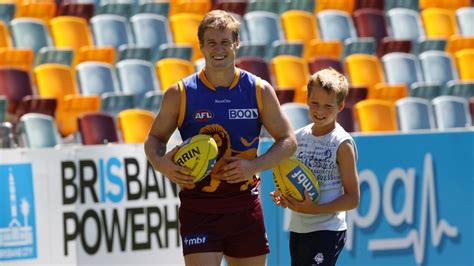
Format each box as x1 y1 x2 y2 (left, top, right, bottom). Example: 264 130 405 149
204 66 236 88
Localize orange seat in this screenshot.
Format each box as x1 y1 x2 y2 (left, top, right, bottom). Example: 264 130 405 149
57 94 101 136
419 0 470 10
0 47 33 72
118 109 154 143
372 83 408 103
76 46 115 65
0 21 11 48
421 8 457 38
354 99 397 132
315 0 355 14
445 35 474 58
169 0 211 17
15 1 57 23
345 54 385 98
155 58 195 91
455 49 474 81
169 13 203 62
271 55 310 104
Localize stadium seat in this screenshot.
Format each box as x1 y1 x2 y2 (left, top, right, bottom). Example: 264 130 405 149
0 3 15 24
315 0 355 13
14 96 57 123
432 95 472 129
213 0 248 17
158 44 193 61
246 0 281 14
446 80 474 99
342 37 377 58
376 38 412 58
275 89 295 105
96 1 134 18
317 10 357 42
16 113 61 148
345 86 369 107
116 45 153 62
15 1 56 23
395 97 436 131
281 0 315 13
137 1 170 17
470 97 474 124
118 108 154 143
245 11 284 58
456 7 474 37
344 54 384 98
455 49 474 81
381 52 424 88
155 58 195 91
76 46 115 65
116 59 160 106
50 16 94 56
10 18 52 54
0 21 11 48
169 13 203 61
0 121 13 148
78 112 119 145
236 56 273 85
384 0 419 11
270 40 304 59
372 83 408 103
169 0 211 16
0 96 6 122
355 0 384 11
409 82 445 99
0 48 33 72
0 67 33 114
35 47 74 66
414 38 447 54
308 56 344 75
57 1 95 22
271 55 310 103
236 43 266 59
130 13 173 62
419 50 458 86
90 14 134 50
140 91 163 113
306 39 342 60
353 8 389 44
445 35 474 58
419 0 470 10
281 103 311 131
337 107 356 132
56 94 101 136
421 8 458 38
354 99 398 132
386 8 426 41
34 64 78 100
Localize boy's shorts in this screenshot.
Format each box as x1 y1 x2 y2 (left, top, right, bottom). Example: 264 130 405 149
290 230 346 266
179 202 270 258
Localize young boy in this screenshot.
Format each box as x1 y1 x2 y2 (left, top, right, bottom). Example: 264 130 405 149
271 68 360 266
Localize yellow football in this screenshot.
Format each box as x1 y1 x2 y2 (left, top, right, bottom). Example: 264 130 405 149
173 134 218 182
272 157 320 202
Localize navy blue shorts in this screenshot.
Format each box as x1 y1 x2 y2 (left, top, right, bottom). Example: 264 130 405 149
290 230 346 266
179 202 269 257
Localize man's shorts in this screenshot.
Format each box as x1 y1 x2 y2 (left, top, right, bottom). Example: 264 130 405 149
179 202 270 258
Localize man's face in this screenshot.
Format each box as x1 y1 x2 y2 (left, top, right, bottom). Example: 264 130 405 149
200 28 239 70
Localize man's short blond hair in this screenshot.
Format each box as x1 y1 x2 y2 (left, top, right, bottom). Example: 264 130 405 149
198 10 240 46
307 68 349 104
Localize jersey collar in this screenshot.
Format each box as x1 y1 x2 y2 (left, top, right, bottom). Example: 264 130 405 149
198 68 240 91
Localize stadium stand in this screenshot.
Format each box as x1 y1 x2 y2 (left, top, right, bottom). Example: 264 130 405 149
354 99 398 132
118 108 154 143
78 112 119 145
0 67 32 115
395 97 436 131
432 95 472 128
16 113 61 148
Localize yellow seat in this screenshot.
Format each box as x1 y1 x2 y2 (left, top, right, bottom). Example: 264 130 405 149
169 0 211 17
455 49 474 80
344 54 385 98
315 0 355 14
271 55 309 104
354 99 397 132
372 83 408 103
169 13 203 62
50 16 94 62
0 47 33 72
306 39 342 60
445 35 474 58
15 1 56 23
56 94 101 136
156 58 195 91
118 109 154 143
419 0 470 10
421 8 457 38
76 46 116 65
0 21 12 48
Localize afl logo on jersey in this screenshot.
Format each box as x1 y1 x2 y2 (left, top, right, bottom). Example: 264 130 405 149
194 110 214 122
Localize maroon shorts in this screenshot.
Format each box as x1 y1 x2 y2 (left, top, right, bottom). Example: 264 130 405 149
179 202 270 257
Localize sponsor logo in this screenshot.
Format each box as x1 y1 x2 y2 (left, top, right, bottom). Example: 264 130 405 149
228 109 258 120
183 234 208 247
314 252 324 264
215 99 231 104
287 167 317 200
0 164 37 261
194 110 214 122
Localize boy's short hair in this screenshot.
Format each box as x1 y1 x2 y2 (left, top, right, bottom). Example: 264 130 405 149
307 68 349 104
198 10 240 46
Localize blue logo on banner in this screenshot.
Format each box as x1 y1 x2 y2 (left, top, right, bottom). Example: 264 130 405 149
0 164 37 261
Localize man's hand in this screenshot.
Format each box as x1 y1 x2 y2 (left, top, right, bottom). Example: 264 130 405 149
218 156 256 183
270 190 288 208
156 146 195 188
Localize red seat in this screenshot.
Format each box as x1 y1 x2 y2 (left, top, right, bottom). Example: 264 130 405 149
346 86 368 108
236 56 273 85
337 107 356 132
213 0 248 17
308 56 344 75
0 67 33 114
275 89 295 105
78 112 119 145
353 8 388 45
15 96 57 122
57 1 95 22
355 0 384 11
377 37 412 58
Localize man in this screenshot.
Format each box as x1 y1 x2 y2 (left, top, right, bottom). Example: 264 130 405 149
144 10 296 266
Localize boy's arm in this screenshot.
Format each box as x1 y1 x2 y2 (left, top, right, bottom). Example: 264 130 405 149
285 140 360 214
144 84 194 188
219 80 297 183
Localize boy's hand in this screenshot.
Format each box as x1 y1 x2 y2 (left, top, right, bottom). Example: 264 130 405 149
270 190 287 208
284 190 318 214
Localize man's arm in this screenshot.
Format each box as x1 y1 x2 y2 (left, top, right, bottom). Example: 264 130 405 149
220 80 297 183
144 84 194 187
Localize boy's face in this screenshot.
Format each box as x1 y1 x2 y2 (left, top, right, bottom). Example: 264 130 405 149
307 85 344 128
200 28 239 71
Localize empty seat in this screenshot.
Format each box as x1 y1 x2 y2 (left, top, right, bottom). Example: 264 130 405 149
10 18 52 54
317 10 357 42
455 48 474 81
372 83 408 103
35 47 74 66
246 0 281 14
456 7 474 37
419 0 470 10
0 20 11 48
353 8 389 44
354 99 398 132
57 1 95 22
308 56 344 75
342 37 377 58
90 14 134 50
245 11 284 57
78 112 119 145
16 113 61 148
419 50 458 86
116 59 160 105
382 52 424 88
315 0 355 13
236 43 266 59
377 38 412 58
158 43 193 61
137 1 170 17
169 0 211 16
14 96 57 123
116 45 153 62
0 48 34 72
409 82 445 100
446 80 474 99
345 86 369 107
50 16 94 56
271 55 310 103
0 96 6 122
395 97 436 131
169 13 203 61
0 3 15 24
421 8 457 38
236 56 273 85
270 40 304 58
97 1 134 18
384 0 419 11
118 109 154 143
386 8 426 41
76 46 116 65
355 0 384 11
213 0 248 17
15 1 56 23
155 58 195 91
432 95 472 129
281 103 311 131
344 54 385 98
445 35 474 58
337 107 356 132
0 67 33 114
0 121 13 148
140 91 163 113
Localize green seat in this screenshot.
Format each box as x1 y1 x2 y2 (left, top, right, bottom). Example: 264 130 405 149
35 47 74 66
412 38 447 54
0 3 15 24
117 45 152 62
247 0 281 14
342 37 377 58
279 0 314 13
158 44 193 61
270 40 304 59
236 42 267 59
446 81 474 99
139 91 163 114
409 82 446 100
0 96 7 122
384 0 419 12
97 2 135 18
136 1 169 17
